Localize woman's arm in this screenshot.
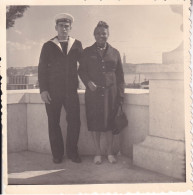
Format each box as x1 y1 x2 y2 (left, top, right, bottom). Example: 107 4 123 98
78 50 91 88
115 51 125 104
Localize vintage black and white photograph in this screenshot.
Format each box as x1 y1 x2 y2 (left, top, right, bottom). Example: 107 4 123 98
2 0 191 194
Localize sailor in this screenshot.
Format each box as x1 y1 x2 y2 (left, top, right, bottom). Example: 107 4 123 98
38 13 83 163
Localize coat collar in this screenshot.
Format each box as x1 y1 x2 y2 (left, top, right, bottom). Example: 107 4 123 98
91 42 114 57
50 36 76 54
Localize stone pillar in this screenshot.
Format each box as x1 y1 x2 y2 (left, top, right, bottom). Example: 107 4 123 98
133 4 186 180
133 43 185 180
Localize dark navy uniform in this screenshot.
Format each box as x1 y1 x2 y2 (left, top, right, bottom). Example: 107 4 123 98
38 36 83 159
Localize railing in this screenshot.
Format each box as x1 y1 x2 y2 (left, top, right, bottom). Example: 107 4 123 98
7 89 149 158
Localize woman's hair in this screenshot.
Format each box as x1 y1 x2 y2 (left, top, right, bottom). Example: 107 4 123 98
94 21 109 35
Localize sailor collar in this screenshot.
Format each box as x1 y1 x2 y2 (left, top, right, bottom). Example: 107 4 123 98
50 36 75 54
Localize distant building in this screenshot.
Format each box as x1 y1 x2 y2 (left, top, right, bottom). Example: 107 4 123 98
123 59 151 88
122 55 159 89
123 53 126 64
122 62 146 88
7 75 38 90
7 66 38 77
7 66 39 90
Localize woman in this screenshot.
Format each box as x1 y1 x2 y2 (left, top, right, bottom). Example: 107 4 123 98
78 21 125 164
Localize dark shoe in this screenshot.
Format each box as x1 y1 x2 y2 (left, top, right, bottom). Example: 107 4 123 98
53 157 63 164
69 155 82 163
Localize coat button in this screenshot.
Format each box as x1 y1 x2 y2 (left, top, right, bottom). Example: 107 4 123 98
102 60 104 62
101 94 104 96
102 66 105 69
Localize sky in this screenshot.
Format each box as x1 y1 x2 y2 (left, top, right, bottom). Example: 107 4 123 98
6 5 183 68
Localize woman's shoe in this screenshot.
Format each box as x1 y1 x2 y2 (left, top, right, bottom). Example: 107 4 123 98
107 155 117 164
94 156 102 164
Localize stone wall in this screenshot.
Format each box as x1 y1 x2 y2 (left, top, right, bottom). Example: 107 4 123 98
7 89 149 157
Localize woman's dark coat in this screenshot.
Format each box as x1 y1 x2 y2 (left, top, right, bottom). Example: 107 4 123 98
78 43 125 132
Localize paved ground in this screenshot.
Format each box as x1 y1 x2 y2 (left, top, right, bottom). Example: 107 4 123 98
8 151 181 185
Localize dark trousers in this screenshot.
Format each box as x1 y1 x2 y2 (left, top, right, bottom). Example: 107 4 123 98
45 93 80 159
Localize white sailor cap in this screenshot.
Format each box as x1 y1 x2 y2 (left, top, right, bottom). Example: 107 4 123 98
55 13 74 24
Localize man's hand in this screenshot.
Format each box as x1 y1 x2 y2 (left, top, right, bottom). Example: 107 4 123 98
88 81 97 91
41 91 52 104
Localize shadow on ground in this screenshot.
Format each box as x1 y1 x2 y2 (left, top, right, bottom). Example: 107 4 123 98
8 151 182 185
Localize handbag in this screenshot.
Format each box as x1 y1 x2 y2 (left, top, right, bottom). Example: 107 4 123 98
112 104 128 135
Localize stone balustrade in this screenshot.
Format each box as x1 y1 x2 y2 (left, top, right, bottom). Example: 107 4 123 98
134 63 185 180
7 89 149 158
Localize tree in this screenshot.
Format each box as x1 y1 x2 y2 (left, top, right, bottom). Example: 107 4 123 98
6 6 29 29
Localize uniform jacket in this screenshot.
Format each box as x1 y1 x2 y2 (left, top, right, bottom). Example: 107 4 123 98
38 36 83 97
78 42 125 131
